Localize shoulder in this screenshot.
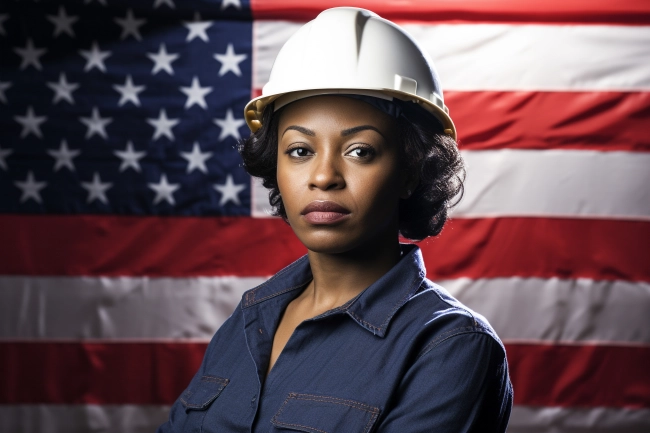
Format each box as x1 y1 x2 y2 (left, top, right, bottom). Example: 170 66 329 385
396 278 506 359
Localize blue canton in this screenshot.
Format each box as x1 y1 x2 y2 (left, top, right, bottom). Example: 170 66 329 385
0 0 253 216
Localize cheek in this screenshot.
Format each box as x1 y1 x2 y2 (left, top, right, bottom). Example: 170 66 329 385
276 161 302 213
348 164 402 213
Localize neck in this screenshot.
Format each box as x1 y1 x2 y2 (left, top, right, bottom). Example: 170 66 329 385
304 230 402 310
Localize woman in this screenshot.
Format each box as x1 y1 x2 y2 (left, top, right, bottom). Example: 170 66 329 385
159 7 512 432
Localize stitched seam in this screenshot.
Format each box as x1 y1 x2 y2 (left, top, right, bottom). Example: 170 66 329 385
251 281 310 304
179 376 228 409
274 421 328 433
378 276 424 330
200 375 228 385
271 394 293 427
363 410 380 433
428 280 478 326
272 392 380 433
345 276 424 335
244 256 309 305
416 326 492 360
291 393 380 414
346 310 382 333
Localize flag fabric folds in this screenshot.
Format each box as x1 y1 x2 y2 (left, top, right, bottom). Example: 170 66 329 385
0 1 649 432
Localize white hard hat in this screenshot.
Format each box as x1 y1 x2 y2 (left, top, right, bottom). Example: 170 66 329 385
244 7 456 140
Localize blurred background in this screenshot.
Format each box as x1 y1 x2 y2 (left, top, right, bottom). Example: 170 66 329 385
0 0 648 432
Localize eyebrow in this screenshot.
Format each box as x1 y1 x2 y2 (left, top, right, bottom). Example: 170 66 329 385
341 125 385 138
282 125 315 137
282 124 385 138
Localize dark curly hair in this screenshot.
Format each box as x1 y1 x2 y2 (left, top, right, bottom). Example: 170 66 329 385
238 100 465 241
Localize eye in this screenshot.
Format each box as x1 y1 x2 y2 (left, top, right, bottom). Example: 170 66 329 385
287 147 312 158
346 145 376 159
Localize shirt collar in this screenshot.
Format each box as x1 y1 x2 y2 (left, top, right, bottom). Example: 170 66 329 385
241 244 427 338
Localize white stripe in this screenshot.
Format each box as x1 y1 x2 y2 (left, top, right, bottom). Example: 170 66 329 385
1 404 648 432
439 278 650 345
254 22 650 91
0 276 265 341
2 276 648 345
251 176 275 218
509 406 650 433
456 149 650 219
252 150 650 220
0 405 169 433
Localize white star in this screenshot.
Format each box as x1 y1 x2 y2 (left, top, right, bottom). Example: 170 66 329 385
221 0 241 10
113 75 145 106
180 76 212 109
81 172 112 204
214 174 245 206
47 73 79 104
0 14 8 36
181 142 212 174
47 6 78 37
79 41 111 72
0 146 12 171
0 81 12 104
148 173 180 205
183 13 213 42
14 106 47 139
147 43 179 75
147 109 179 141
48 140 80 171
114 9 146 41
154 0 175 8
14 39 47 71
114 141 146 172
214 43 247 77
80 107 112 139
214 108 245 141
15 171 47 203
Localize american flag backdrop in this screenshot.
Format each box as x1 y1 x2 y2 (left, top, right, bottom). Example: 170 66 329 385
0 0 649 431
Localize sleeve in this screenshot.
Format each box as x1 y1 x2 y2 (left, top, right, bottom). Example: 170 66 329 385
376 331 513 433
156 337 215 433
156 300 245 433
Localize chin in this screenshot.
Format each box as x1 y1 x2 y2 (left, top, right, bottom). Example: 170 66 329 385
292 229 364 255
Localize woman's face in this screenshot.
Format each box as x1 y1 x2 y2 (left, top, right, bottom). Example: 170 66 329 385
277 95 406 254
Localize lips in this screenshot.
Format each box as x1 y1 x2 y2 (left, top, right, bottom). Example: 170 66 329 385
301 200 351 225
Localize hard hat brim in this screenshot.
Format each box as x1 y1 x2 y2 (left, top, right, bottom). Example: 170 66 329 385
244 88 457 141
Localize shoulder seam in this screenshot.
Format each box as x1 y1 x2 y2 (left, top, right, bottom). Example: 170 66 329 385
423 279 479 327
416 325 501 361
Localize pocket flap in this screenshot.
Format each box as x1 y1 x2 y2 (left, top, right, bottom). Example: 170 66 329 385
271 392 380 433
180 375 229 410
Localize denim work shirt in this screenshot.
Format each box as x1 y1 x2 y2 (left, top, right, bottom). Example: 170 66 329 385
158 244 513 433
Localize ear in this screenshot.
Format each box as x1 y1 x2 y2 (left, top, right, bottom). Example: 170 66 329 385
400 173 419 199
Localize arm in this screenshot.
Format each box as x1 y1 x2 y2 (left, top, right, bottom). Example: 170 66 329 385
377 331 513 433
156 340 214 433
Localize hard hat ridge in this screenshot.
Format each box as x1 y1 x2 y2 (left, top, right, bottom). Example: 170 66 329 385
244 7 456 140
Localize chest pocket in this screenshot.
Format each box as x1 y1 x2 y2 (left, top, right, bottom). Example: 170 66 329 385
271 392 380 433
180 375 229 411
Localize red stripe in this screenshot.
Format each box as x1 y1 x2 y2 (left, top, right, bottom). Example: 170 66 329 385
1 215 649 281
507 343 650 409
1 341 648 407
251 89 650 152
0 342 207 405
250 0 650 25
422 217 650 282
448 91 650 152
0 214 306 277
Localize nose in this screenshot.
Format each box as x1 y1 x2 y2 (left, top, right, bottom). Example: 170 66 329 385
308 151 345 191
